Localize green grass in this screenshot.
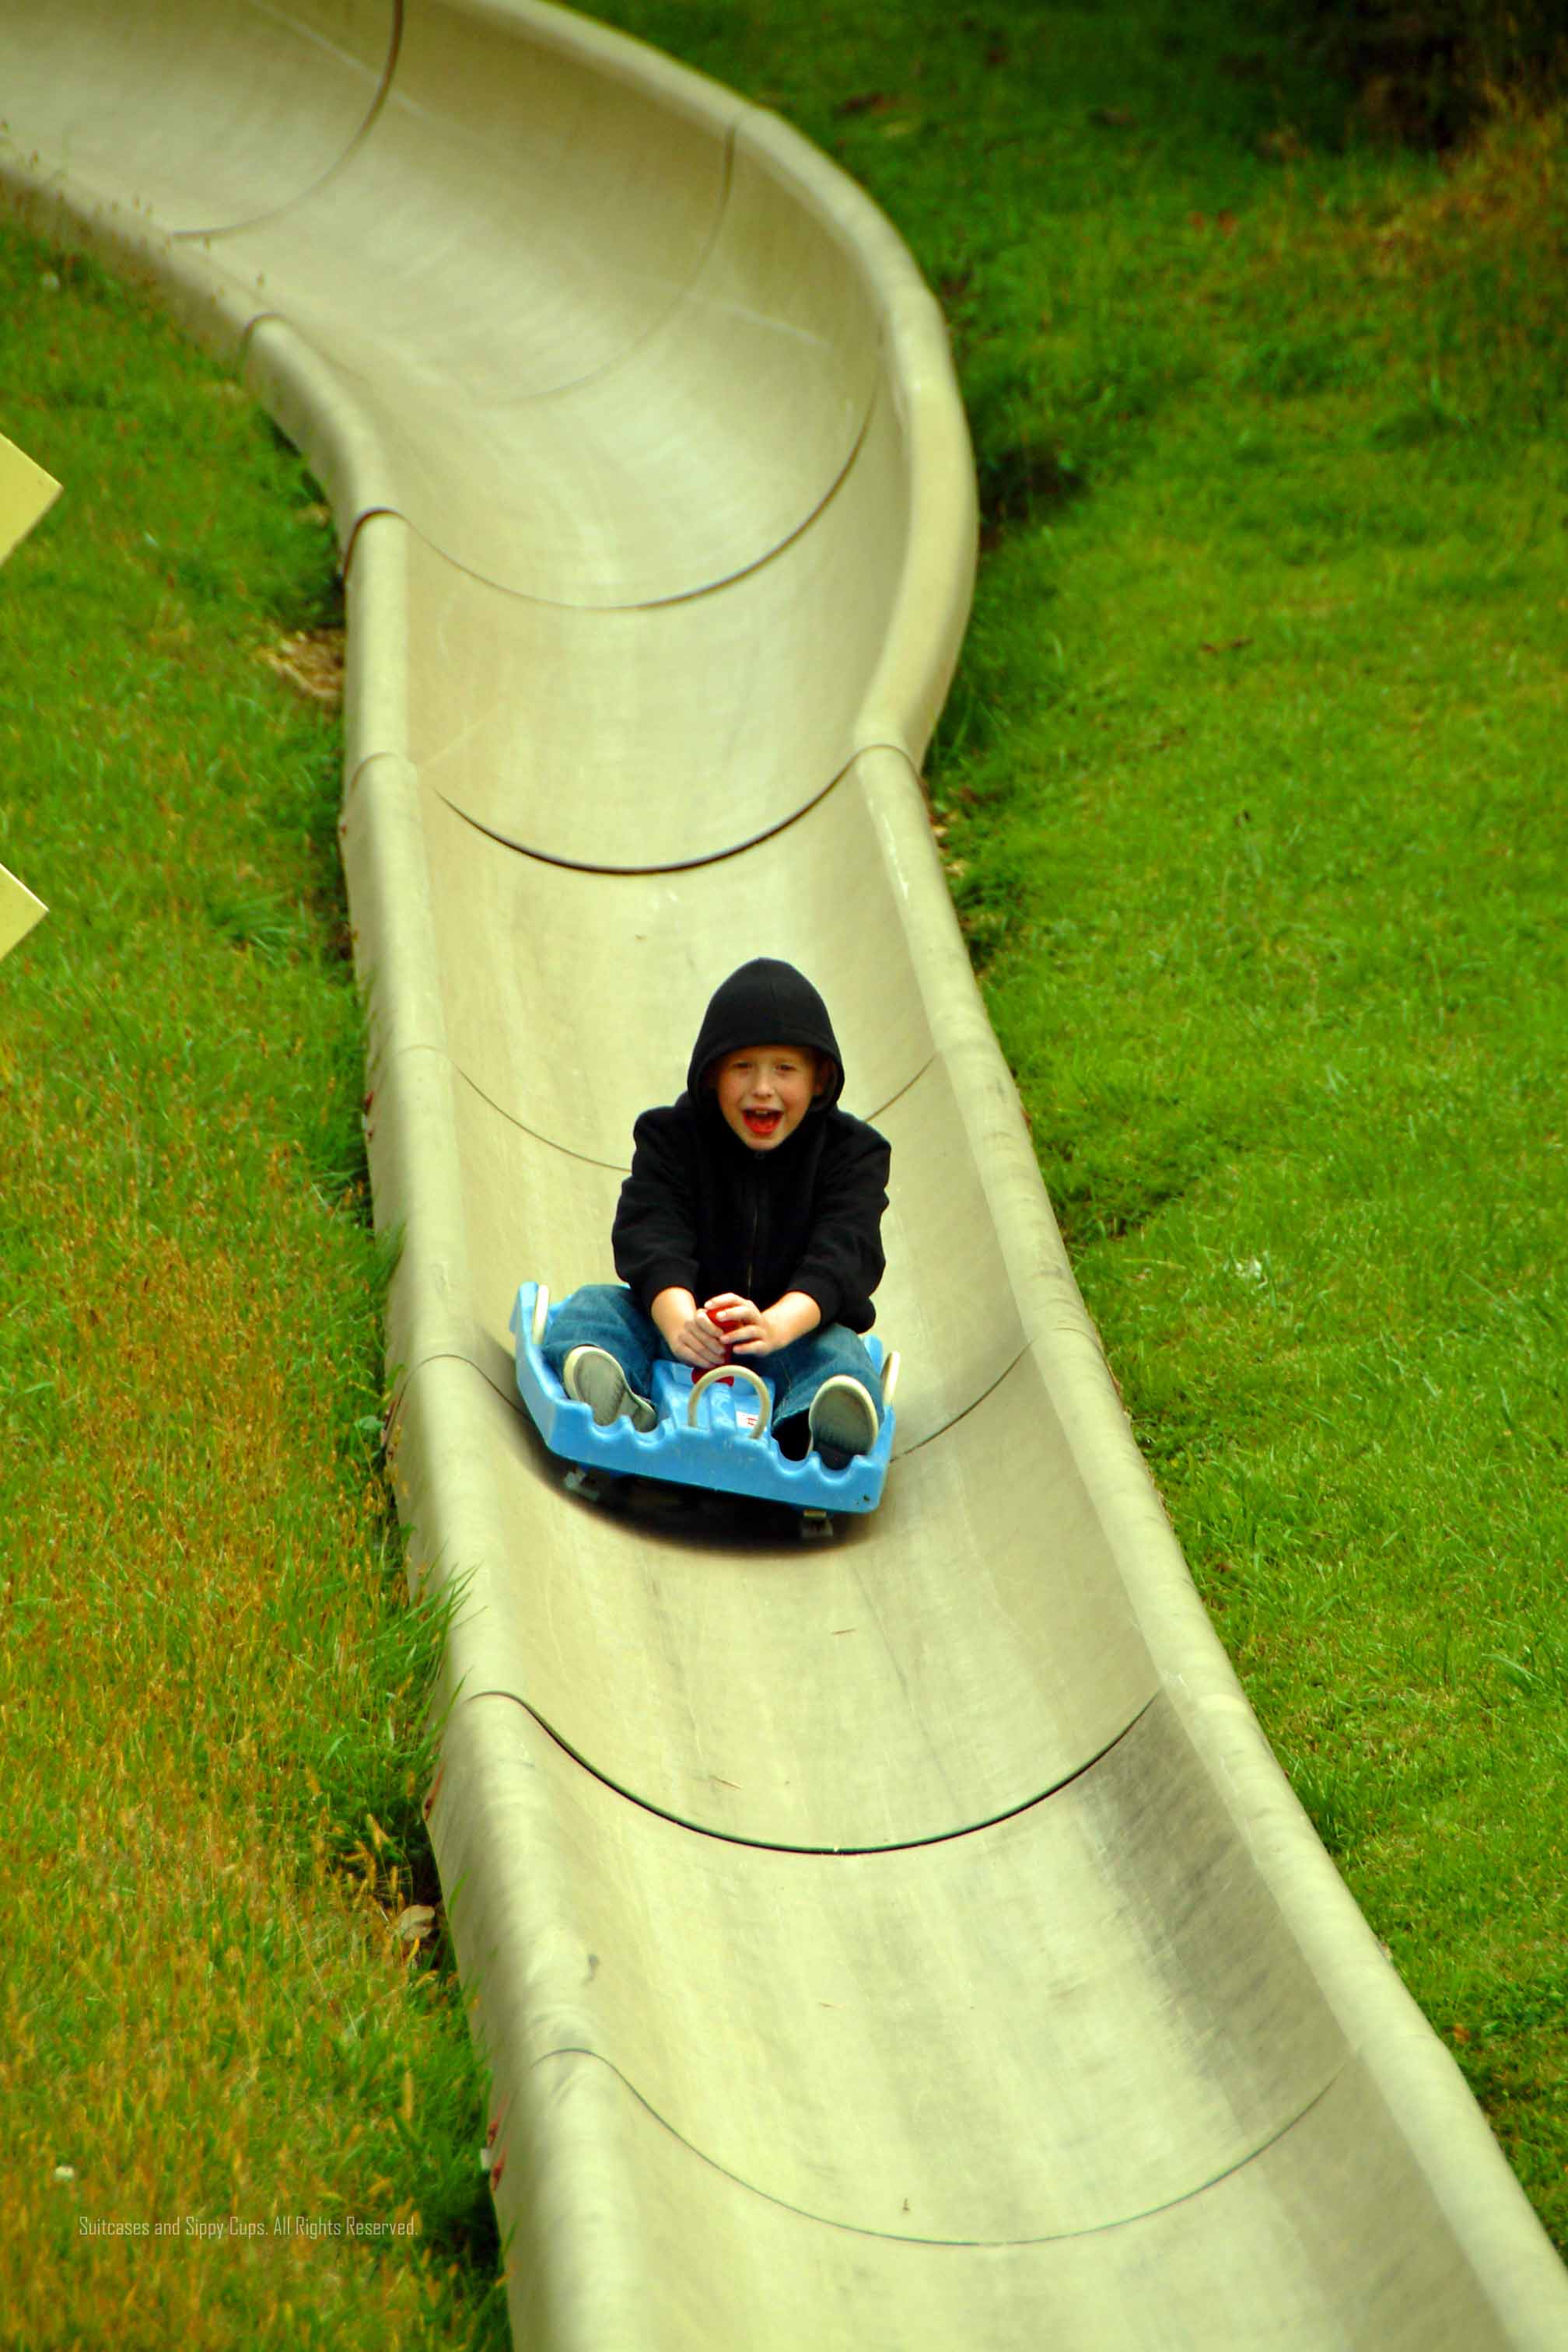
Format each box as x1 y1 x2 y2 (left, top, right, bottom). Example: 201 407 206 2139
580 0 1568 2254
939 106 1567 2244
0 234 506 2345
3 1 1563 2331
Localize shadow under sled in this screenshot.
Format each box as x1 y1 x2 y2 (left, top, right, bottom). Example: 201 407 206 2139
510 1281 898 1524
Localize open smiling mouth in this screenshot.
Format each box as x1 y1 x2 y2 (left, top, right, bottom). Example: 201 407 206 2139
744 1109 782 1136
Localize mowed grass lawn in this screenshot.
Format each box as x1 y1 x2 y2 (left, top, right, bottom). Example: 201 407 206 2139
1 5 1562 2343
585 0 1568 2253
0 233 506 2343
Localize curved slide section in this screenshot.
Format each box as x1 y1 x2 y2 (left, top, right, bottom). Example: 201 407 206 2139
5 3 1564 2342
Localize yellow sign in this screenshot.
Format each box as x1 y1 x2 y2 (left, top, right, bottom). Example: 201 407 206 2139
1 429 59 961
0 863 47 960
0 429 61 569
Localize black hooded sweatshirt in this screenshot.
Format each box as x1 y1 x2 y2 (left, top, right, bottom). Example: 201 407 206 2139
612 959 891 1333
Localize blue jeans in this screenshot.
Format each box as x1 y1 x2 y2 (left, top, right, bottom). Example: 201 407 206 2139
543 1284 878 1450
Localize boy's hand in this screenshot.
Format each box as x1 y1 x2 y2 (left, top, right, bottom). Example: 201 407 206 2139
669 1311 730 1369
677 1317 733 1374
704 1291 820 1357
651 1287 730 1368
704 1293 765 1353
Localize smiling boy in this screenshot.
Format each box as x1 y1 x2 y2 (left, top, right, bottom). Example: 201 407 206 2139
542 958 890 1468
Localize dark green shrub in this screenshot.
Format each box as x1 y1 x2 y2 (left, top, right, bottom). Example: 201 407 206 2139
1286 0 1566 144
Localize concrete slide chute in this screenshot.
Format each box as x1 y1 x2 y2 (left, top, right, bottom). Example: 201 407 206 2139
4 1 1565 2342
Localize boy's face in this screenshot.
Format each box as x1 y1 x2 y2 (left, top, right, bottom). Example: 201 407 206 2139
712 1044 823 1152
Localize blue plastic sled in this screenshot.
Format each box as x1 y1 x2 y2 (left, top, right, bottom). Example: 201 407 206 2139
510 1282 898 1521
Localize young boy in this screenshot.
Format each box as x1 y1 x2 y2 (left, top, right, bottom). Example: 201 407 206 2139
542 957 890 1467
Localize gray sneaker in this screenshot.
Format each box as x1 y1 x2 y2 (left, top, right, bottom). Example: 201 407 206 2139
563 1346 657 1434
807 1374 879 1468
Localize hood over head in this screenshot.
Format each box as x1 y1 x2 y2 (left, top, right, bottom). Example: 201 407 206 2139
686 958 845 1110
